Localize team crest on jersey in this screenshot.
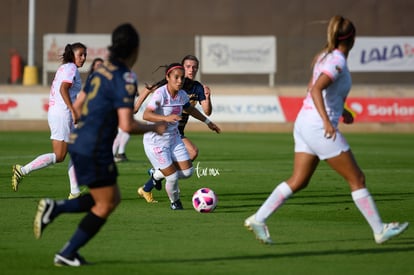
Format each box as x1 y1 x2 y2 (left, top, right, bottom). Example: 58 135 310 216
125 84 136 95
335 65 342 73
123 72 136 83
123 72 137 95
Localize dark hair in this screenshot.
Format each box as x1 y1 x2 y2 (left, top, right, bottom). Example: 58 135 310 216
108 23 140 60
146 63 184 90
87 57 104 77
181 55 199 66
181 55 200 90
61 42 87 64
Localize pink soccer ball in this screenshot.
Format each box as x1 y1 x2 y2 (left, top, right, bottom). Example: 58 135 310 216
192 188 218 213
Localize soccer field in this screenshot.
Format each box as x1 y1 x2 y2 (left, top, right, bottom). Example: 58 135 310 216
1 131 413 275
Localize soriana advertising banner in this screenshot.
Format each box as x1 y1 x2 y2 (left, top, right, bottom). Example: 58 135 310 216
279 97 414 123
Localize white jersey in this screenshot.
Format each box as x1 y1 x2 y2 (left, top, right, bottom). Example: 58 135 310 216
48 62 81 116
293 49 351 159
143 84 190 143
296 49 351 128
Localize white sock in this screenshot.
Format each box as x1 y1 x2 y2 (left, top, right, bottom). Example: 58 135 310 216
117 130 130 154
153 169 164 181
255 181 293 223
164 172 179 203
22 153 56 175
352 188 383 234
112 133 120 155
68 159 80 194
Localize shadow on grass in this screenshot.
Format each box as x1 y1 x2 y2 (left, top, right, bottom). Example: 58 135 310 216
96 242 414 266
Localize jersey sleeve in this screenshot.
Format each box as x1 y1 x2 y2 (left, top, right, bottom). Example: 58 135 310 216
112 71 137 109
194 81 206 102
146 87 164 110
61 63 77 84
320 52 346 82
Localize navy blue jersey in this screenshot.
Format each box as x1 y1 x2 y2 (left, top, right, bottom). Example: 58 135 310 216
178 78 206 133
69 60 137 159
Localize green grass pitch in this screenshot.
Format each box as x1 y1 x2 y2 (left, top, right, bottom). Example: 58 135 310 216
0 131 413 275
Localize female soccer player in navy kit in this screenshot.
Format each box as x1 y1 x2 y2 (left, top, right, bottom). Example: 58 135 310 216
244 15 408 245
33 23 166 266
179 55 212 161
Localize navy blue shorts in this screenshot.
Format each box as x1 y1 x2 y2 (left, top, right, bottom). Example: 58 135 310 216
70 152 118 188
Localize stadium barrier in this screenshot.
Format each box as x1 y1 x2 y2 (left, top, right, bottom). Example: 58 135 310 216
1 84 414 132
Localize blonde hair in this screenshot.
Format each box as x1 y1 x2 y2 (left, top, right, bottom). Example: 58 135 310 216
312 15 356 68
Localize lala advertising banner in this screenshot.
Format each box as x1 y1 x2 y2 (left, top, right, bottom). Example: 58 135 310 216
348 37 414 72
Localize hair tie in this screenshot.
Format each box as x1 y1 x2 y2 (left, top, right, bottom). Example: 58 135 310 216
166 65 184 76
338 30 355 40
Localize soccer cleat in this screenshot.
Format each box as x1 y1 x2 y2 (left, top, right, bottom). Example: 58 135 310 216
34 198 55 239
148 168 162 191
54 252 89 267
137 187 158 203
114 153 128 163
170 199 184 210
244 215 273 244
68 186 88 199
68 192 81 199
374 222 409 244
12 164 24 191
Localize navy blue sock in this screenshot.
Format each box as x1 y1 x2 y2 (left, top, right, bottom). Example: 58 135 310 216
51 194 95 220
143 177 155 192
60 211 106 257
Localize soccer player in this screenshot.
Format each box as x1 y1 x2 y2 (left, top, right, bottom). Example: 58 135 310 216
179 55 212 161
33 23 167 266
113 128 131 162
135 55 214 203
12 42 87 198
139 63 220 209
134 55 212 161
86 57 103 79
244 15 409 244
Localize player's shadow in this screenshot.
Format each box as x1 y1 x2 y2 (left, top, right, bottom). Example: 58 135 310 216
100 241 414 266
215 191 414 212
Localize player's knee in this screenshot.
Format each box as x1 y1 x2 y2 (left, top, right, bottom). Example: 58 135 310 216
55 153 66 163
350 171 366 189
93 197 121 218
190 148 199 161
186 143 199 160
180 167 194 179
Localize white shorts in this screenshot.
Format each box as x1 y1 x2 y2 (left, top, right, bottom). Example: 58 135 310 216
48 111 73 142
143 132 190 170
293 120 350 160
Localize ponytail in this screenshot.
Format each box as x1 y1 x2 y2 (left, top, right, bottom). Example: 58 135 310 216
311 15 355 68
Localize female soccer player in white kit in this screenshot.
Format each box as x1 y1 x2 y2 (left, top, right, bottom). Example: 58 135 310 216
244 15 408 244
12 43 87 198
142 63 220 209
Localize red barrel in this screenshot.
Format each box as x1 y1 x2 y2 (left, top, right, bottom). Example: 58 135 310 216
10 49 22 84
